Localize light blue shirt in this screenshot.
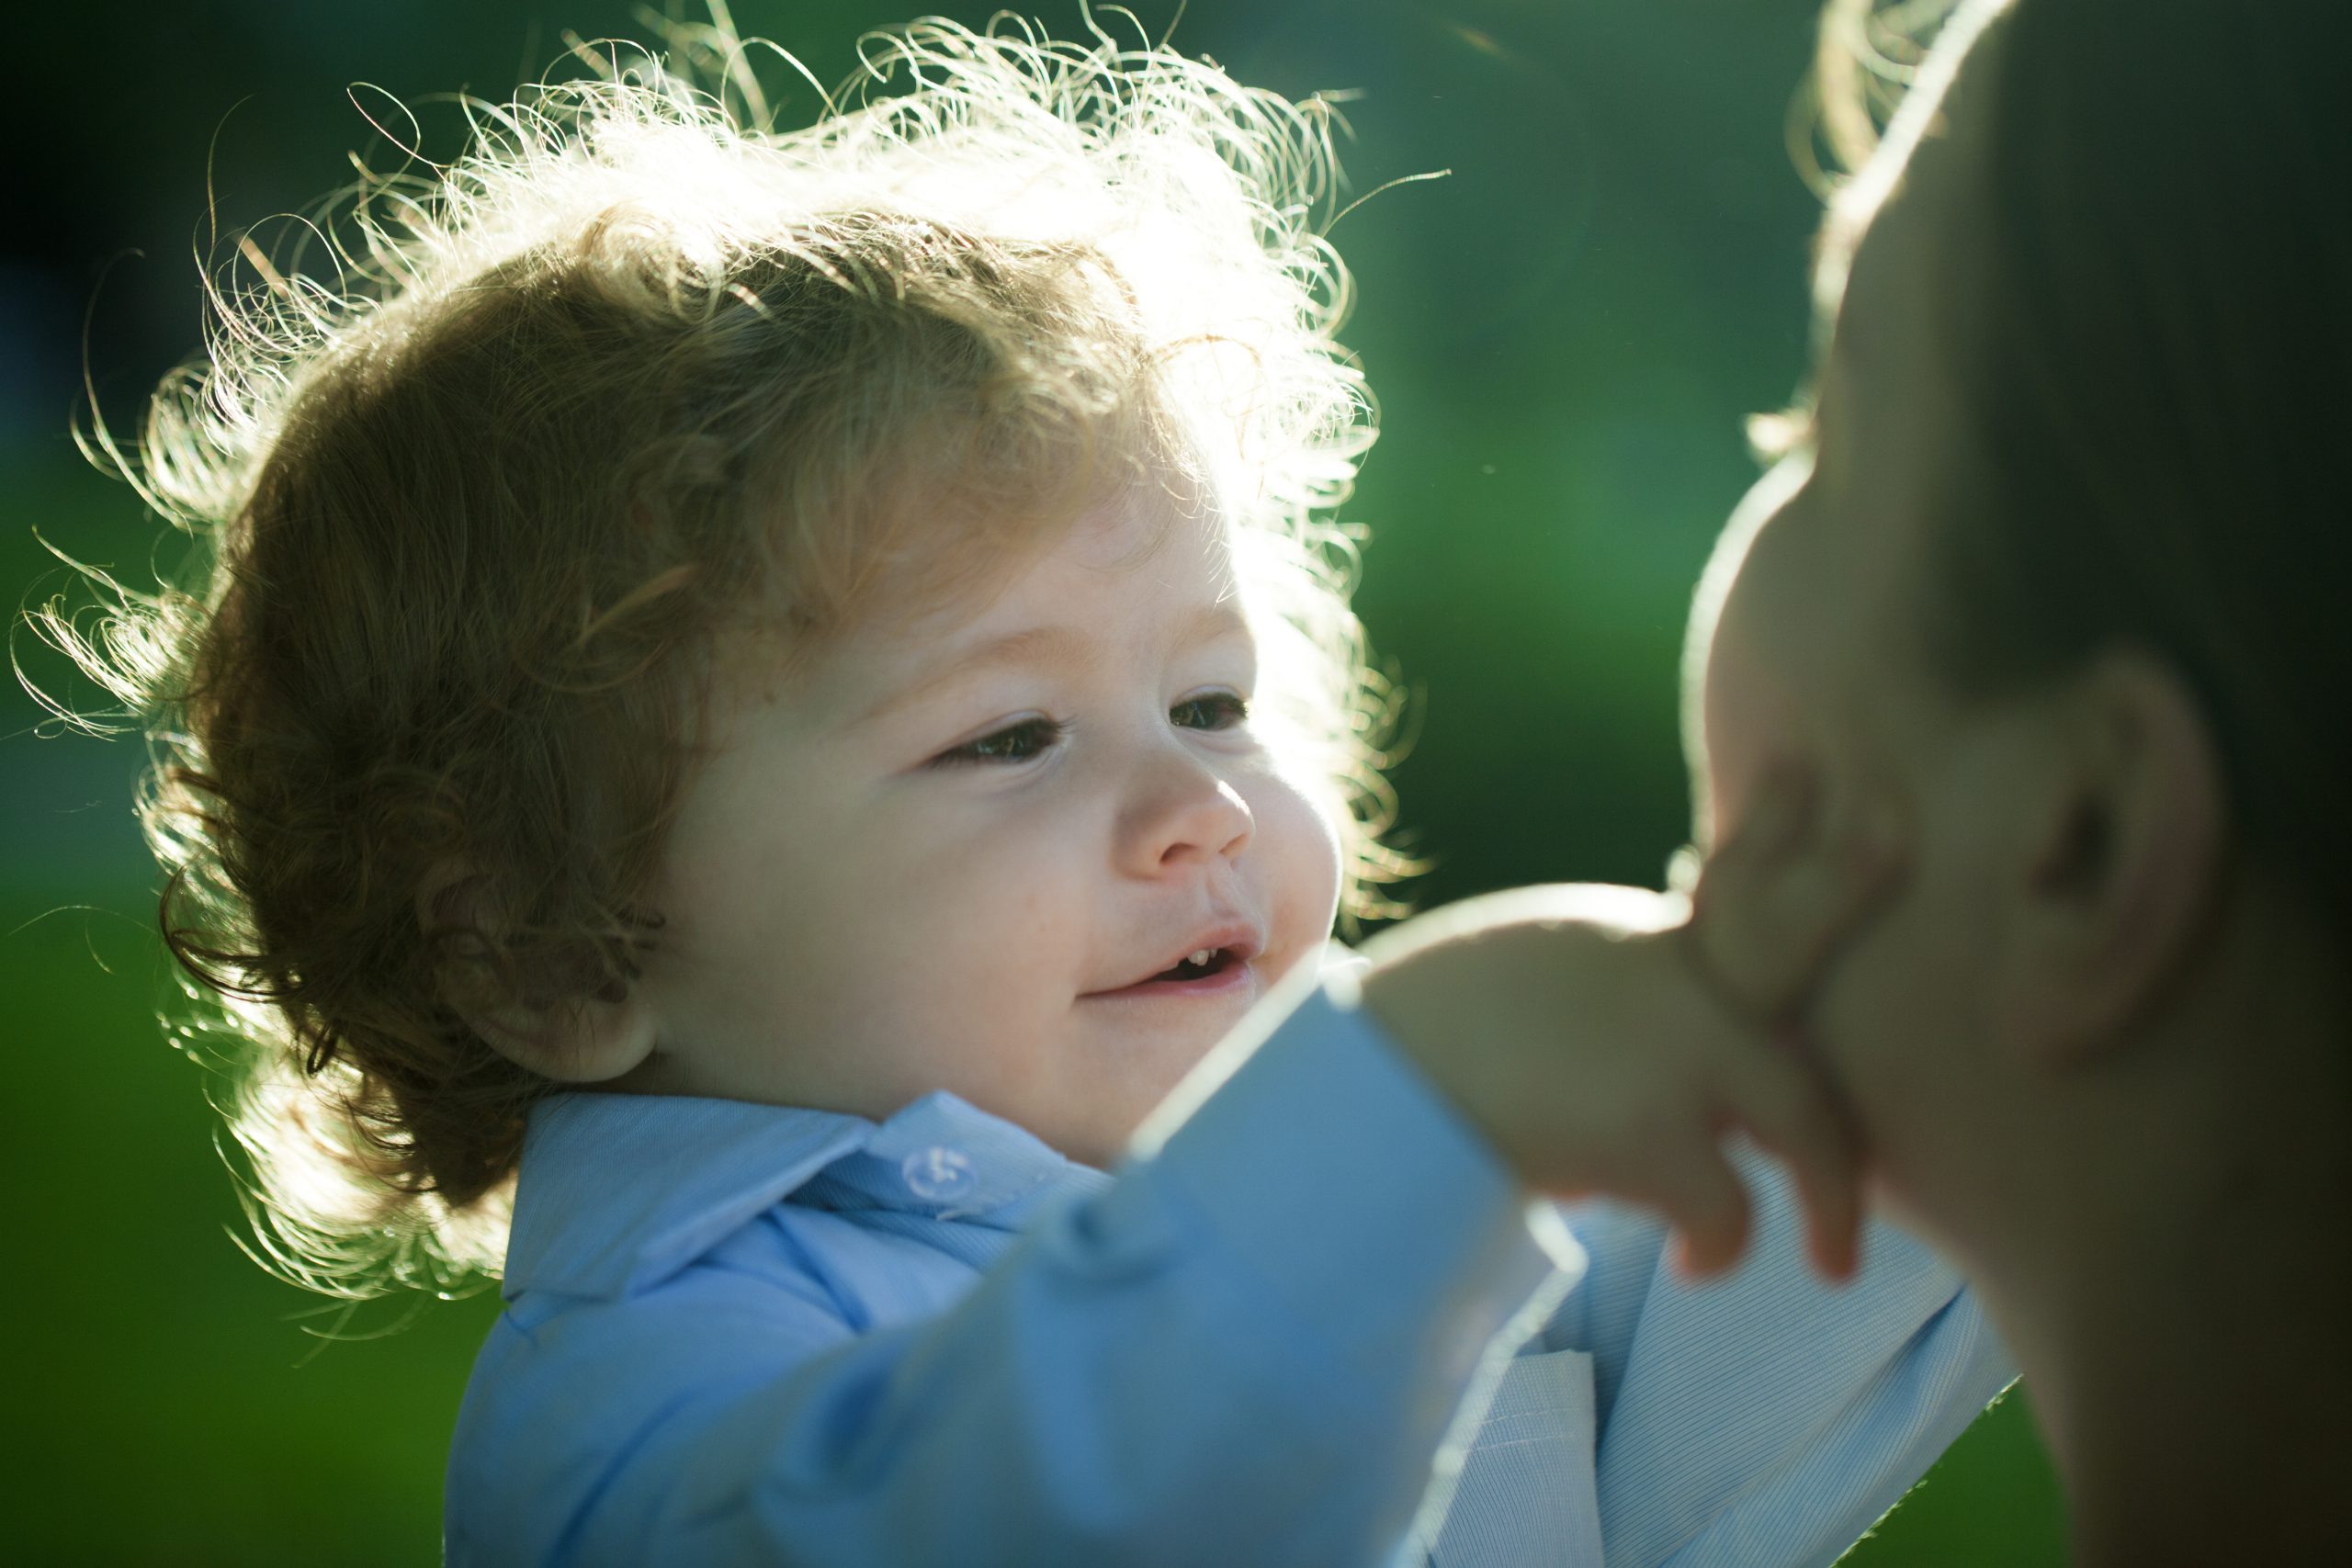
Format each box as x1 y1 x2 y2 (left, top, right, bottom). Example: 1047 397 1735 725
446 971 2012 1566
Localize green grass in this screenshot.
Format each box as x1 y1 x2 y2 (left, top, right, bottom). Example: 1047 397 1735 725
1841 1390 2068 1566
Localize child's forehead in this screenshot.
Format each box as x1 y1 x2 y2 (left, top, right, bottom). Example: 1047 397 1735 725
845 479 1243 663
710 467 1245 706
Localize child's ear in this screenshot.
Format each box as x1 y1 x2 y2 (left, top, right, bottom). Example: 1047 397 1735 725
1991 650 2225 1069
415 861 658 1084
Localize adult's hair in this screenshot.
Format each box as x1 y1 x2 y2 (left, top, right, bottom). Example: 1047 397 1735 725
1828 0 2352 922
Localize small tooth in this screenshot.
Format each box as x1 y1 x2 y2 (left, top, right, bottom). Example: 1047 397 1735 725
1188 949 1213 966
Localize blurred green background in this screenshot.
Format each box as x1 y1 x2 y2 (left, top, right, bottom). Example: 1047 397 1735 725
0 1 2065 1562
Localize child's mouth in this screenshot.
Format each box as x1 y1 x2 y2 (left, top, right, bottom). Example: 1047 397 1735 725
1088 936 1261 1002
1118 948 1251 998
1156 947 1236 983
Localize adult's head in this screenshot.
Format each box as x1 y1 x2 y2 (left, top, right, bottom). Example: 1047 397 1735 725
1686 0 2351 1547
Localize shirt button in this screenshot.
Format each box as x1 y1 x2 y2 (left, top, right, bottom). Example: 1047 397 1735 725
901 1145 978 1202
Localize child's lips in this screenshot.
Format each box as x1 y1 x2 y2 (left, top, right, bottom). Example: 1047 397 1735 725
1084 925 1264 1003
1085 959 1258 1004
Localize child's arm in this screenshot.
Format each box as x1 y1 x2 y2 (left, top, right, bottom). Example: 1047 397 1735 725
1359 773 2015 1567
448 964 1582 1567
447 773 1904 1566
1357 769 1886 1280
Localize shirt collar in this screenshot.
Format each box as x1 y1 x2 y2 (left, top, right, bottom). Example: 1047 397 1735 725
503 1088 1104 1302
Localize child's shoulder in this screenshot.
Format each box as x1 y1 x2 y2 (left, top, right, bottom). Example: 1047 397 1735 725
507 1090 866 1293
447 1259 842 1567
456 1088 1090 1550
503 1086 1088 1330
456 1102 903 1525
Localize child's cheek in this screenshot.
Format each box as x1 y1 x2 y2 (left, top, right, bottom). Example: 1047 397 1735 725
1253 761 1346 947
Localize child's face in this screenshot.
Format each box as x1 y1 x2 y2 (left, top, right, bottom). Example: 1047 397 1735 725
628 477 1344 1166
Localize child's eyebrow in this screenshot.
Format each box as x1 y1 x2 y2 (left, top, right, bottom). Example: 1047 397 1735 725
854 601 1252 728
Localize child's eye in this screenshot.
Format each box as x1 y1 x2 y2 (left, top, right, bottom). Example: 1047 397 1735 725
1170 691 1249 731
933 716 1067 767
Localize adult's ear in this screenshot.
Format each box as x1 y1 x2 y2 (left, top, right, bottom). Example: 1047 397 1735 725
1994 649 2226 1068
414 861 658 1083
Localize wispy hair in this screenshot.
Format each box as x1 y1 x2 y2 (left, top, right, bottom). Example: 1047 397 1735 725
22 6 1408 1296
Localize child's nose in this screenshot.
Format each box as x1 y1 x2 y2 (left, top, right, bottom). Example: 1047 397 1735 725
1116 744 1254 874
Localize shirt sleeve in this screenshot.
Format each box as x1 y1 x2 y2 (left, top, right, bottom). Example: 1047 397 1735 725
1525 1149 2018 1568
446 965 1586 1568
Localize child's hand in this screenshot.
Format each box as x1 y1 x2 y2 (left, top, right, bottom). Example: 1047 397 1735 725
1354 772 1899 1281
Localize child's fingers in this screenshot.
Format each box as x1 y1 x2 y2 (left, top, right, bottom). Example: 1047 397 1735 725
1790 1130 1861 1281
1663 1149 1753 1278
1554 1133 1755 1280
1705 1024 1863 1280
1689 769 1905 1021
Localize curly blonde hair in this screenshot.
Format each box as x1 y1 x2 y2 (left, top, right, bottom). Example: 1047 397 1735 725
22 11 1407 1296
